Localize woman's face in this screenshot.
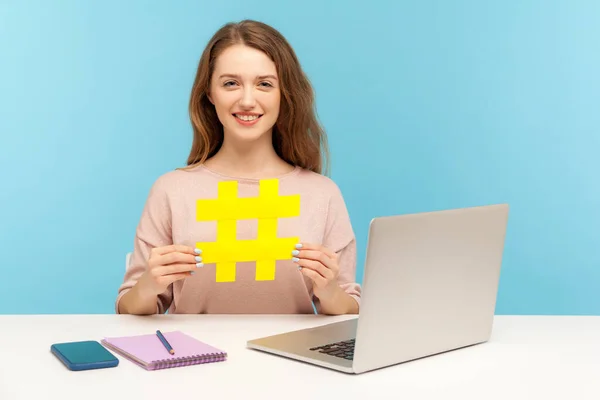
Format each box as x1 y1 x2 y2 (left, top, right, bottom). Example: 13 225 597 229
209 44 281 144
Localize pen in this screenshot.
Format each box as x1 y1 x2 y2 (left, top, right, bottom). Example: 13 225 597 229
156 330 175 355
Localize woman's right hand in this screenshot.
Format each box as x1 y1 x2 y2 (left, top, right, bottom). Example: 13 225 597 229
138 244 202 296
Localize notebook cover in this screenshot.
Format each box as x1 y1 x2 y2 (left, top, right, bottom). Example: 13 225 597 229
101 331 226 370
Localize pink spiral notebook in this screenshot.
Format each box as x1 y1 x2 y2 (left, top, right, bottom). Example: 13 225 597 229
101 331 227 370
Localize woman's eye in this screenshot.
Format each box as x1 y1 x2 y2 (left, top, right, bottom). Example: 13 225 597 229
223 81 236 87
259 82 273 88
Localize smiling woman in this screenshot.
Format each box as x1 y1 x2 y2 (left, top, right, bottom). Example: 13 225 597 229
115 20 361 317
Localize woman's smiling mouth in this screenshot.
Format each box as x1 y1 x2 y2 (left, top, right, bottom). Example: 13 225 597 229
233 113 263 126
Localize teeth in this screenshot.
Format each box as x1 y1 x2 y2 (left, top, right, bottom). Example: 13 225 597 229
235 114 260 121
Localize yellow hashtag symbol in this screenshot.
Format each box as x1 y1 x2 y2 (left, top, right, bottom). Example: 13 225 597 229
195 179 300 282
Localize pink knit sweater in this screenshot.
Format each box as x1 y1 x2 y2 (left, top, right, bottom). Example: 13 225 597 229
115 164 361 314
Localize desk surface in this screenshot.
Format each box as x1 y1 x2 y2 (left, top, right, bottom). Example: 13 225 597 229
1 314 599 400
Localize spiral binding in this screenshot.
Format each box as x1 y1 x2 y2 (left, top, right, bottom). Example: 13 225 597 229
151 351 227 370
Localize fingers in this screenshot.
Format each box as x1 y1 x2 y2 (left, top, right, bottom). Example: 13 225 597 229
151 244 200 257
295 243 337 260
157 272 192 287
293 249 334 269
292 243 339 280
146 245 203 291
294 258 334 280
155 251 200 267
153 263 201 277
149 245 203 271
300 267 327 287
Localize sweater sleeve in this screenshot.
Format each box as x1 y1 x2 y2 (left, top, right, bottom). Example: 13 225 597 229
314 182 361 313
115 176 174 314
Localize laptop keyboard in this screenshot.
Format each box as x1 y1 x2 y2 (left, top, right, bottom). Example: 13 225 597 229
309 338 355 360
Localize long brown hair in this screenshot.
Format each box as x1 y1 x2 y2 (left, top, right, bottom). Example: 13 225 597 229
185 20 329 175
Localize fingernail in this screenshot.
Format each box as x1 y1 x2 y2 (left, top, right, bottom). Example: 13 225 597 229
195 256 202 262
291 250 299 256
295 243 302 249
190 271 195 275
196 263 204 268
195 248 202 254
292 257 299 262
297 266 302 270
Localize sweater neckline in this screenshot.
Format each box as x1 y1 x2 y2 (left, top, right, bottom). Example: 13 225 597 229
197 164 302 183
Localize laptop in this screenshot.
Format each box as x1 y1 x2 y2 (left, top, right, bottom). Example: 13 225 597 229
246 204 509 374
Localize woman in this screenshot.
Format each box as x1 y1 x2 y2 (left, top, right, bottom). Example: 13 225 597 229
116 20 361 315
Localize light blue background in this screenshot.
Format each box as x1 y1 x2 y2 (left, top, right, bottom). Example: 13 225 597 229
1 1 598 314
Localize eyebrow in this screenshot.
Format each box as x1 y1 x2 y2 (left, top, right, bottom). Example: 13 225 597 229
219 73 278 81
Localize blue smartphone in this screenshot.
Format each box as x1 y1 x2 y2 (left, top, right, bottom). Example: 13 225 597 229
51 340 119 371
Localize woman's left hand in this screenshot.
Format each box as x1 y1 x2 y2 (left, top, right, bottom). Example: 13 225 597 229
292 243 340 298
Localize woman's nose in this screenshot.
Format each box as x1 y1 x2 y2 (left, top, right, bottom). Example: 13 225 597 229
238 88 257 108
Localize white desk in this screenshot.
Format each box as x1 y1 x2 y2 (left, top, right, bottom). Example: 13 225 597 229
1 315 599 400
